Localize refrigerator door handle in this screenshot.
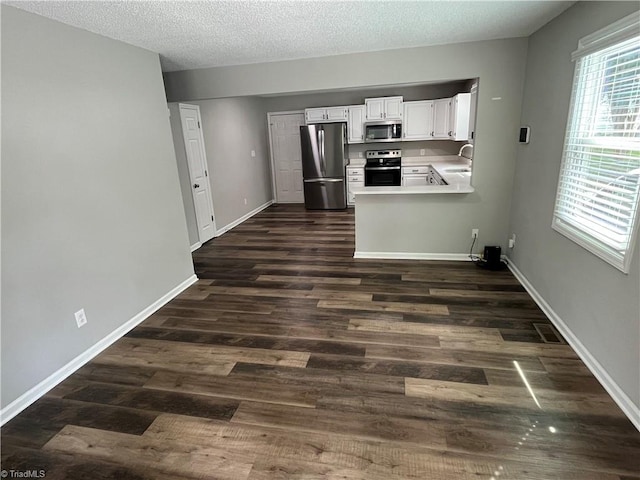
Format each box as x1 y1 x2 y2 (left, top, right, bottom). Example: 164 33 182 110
304 178 343 183
319 128 326 177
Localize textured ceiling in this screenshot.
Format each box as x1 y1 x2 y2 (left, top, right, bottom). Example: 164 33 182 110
7 1 574 72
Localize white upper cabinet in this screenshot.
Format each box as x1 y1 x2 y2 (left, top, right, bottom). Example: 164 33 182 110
365 96 403 120
326 106 349 122
468 83 478 143
402 101 434 141
432 98 451 139
448 93 471 141
305 106 348 124
347 105 365 144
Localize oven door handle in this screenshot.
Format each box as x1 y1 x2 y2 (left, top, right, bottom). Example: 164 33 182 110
366 166 401 171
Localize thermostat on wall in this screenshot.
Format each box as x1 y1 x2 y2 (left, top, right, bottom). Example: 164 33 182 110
519 126 531 144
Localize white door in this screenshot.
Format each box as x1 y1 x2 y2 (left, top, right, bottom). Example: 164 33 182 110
179 104 216 243
269 112 305 203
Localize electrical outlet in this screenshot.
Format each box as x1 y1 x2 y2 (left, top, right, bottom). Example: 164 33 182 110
244 198 248 205
75 308 87 328
509 234 516 248
471 228 479 239
420 149 426 156
250 150 256 157
358 152 363 158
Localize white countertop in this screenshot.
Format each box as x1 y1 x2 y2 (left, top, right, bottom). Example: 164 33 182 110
347 158 365 167
350 155 473 195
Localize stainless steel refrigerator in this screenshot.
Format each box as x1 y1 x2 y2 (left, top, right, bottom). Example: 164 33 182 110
300 123 347 210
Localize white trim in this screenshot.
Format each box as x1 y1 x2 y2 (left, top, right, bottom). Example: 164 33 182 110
572 11 640 60
215 200 274 236
354 251 472 261
506 258 640 432
190 241 202 252
267 110 305 204
0 275 198 426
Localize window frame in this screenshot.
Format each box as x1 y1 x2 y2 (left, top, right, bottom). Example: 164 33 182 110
552 12 640 274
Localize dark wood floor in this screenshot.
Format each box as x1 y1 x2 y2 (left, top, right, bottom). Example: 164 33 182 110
2 204 639 479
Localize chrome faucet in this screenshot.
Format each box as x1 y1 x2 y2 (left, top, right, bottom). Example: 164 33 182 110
458 143 473 158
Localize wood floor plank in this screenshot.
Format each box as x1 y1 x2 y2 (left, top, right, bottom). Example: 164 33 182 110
405 377 626 416
96 336 309 371
127 325 366 357
306 353 488 384
198 284 373 302
365 344 546 372
231 401 447 447
257 274 361 285
319 299 450 315
144 370 319 407
63 382 240 420
349 318 501 341
43 425 254 480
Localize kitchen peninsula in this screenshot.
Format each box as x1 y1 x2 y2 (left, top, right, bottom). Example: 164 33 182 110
350 154 478 260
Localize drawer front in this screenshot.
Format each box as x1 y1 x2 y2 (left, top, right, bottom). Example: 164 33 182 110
402 175 428 187
402 166 430 174
348 174 364 183
347 167 364 174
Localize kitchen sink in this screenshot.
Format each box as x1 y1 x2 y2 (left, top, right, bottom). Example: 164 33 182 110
445 167 471 173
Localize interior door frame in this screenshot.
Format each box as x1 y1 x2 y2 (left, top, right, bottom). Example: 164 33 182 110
267 110 305 203
178 103 217 244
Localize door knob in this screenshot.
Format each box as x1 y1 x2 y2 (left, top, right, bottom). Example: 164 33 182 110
193 183 200 188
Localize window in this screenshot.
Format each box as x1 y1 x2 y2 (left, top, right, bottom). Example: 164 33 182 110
553 12 640 273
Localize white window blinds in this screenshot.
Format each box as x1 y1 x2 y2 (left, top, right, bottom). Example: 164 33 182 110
553 13 640 273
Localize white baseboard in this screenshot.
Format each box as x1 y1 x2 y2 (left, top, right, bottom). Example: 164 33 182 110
190 242 202 252
0 274 198 426
507 258 640 431
354 251 472 261
215 200 274 236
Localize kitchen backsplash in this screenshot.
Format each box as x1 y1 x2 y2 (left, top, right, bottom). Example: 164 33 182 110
348 140 465 159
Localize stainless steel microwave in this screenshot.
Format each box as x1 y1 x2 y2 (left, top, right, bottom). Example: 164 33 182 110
364 120 402 143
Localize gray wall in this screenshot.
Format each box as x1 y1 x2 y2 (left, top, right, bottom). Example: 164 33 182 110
163 38 520 100
261 82 469 112
190 97 273 230
168 103 200 247
1 6 195 408
508 1 640 411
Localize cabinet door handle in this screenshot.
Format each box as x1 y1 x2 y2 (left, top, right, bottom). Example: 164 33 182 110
193 184 200 189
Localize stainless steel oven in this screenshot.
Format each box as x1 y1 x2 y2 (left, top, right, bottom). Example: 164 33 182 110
365 150 401 186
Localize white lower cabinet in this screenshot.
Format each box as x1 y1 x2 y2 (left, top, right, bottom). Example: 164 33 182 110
401 166 429 186
346 166 364 206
